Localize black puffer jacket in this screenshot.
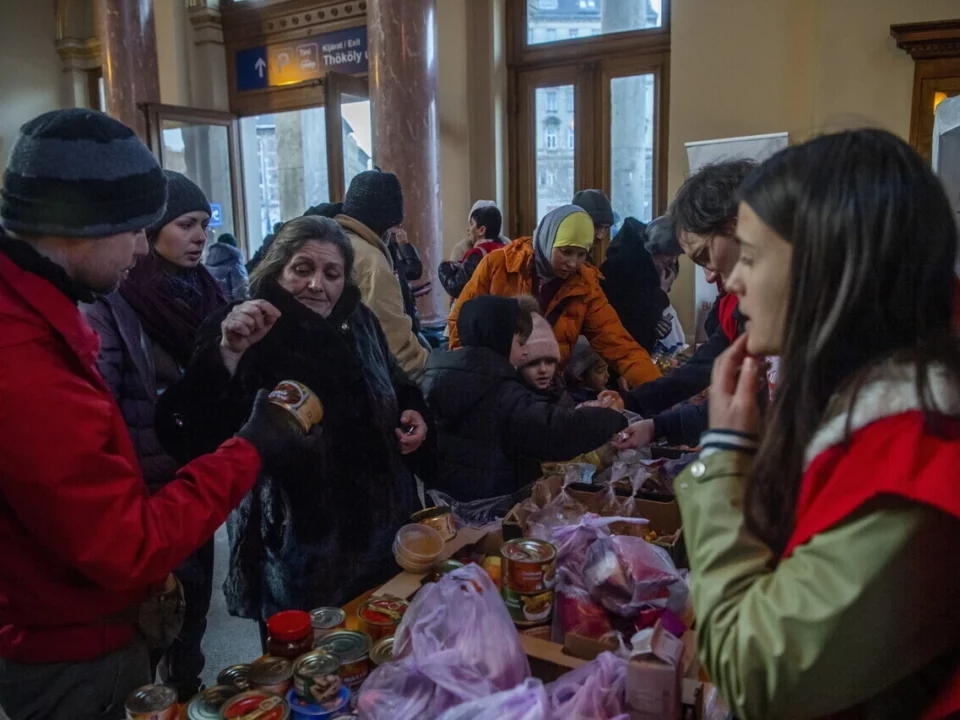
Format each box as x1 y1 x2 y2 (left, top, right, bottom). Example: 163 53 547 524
156 280 431 619
600 218 670 353
422 346 627 502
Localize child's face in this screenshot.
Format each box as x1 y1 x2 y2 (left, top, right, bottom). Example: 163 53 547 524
521 358 558 390
584 362 609 391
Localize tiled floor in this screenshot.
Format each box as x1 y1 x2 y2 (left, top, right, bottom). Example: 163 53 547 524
199 525 262 687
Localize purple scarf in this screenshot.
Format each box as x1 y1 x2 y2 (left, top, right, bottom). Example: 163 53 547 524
120 251 226 366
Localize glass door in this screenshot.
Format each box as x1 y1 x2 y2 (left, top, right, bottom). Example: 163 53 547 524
145 105 245 252
515 66 593 238
324 72 374 203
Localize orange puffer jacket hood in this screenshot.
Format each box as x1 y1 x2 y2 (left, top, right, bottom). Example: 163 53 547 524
446 238 661 387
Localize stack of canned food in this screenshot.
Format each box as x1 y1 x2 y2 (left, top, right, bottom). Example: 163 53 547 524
499 538 557 631
123 596 408 720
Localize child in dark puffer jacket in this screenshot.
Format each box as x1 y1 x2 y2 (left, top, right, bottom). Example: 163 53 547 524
422 296 627 502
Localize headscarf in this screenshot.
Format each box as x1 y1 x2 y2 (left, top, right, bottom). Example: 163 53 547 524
533 205 594 280
457 295 518 360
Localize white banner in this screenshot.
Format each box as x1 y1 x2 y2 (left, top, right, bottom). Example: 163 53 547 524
684 132 789 341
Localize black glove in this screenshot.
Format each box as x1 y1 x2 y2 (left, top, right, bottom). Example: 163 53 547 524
235 389 322 472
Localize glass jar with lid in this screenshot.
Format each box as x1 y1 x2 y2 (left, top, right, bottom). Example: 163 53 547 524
266 610 313 660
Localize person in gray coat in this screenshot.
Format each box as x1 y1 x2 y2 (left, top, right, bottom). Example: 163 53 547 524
205 232 249 302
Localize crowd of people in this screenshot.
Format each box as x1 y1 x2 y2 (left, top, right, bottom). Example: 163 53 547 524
0 105 959 720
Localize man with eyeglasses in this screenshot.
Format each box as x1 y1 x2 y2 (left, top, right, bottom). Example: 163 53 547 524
619 159 758 447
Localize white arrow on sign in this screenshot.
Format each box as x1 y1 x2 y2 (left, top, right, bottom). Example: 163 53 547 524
254 57 266 78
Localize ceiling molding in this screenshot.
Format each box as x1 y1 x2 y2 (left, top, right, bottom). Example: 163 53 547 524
891 19 960 60
222 0 367 46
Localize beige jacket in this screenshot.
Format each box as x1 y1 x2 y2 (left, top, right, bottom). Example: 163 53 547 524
335 215 429 379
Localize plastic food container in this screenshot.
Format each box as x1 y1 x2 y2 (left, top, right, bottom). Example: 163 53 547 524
392 524 444 573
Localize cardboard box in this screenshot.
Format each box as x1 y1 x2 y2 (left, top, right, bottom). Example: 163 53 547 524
504 475 687 567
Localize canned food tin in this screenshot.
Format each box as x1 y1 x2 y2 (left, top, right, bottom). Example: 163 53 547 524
186 686 239 720
357 597 408 643
501 586 554 627
314 631 372 693
292 651 342 704
410 506 457 542
310 607 346 644
286 685 350 716
501 539 557 593
125 684 178 720
249 656 294 696
369 636 395 667
219 690 289 720
217 664 253 691
268 380 324 434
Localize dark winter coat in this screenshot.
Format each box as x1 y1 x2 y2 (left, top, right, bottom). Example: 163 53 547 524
205 242 249 302
81 294 182 492
421 346 627 502
155 280 430 619
600 218 670 353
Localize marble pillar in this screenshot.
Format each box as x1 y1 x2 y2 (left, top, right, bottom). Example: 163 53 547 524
369 0 444 324
96 0 161 139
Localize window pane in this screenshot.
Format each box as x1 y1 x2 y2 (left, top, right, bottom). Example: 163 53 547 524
609 73 656 223
161 122 235 242
535 85 575 224
340 96 374 192
527 0 662 46
239 108 330 255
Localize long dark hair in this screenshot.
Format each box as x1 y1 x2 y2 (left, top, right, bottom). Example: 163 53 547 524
742 129 960 556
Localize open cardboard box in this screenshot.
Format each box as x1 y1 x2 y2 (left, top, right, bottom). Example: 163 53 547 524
504 473 688 567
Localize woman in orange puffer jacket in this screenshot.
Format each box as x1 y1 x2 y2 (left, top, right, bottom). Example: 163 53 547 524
447 205 661 387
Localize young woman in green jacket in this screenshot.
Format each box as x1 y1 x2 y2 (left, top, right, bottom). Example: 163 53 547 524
618 129 960 719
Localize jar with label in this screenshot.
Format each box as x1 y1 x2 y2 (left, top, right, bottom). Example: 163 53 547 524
266 610 313 660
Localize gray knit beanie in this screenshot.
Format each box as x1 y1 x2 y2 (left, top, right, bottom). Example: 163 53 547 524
1 109 167 238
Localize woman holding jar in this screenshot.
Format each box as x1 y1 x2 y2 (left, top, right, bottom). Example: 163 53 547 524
83 170 225 700
156 215 431 641
616 130 960 719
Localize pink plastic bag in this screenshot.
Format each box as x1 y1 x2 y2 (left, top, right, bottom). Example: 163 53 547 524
583 534 687 617
436 678 549 720
545 652 630 720
357 564 530 719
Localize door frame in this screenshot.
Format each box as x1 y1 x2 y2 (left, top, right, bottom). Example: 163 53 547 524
324 71 373 203
143 104 248 254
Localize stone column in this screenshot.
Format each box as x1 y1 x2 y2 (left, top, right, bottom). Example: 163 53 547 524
369 0 444 324
96 0 161 139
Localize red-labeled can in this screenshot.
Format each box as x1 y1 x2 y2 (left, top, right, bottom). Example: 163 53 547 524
357 597 408 643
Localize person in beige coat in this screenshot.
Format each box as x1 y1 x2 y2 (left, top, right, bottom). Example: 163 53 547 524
335 171 429 378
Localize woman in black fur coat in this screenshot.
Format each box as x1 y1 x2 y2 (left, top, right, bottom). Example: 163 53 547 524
156 216 432 632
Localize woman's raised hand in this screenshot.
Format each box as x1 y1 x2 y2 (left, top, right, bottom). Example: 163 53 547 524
396 410 428 455
220 300 281 374
708 333 761 434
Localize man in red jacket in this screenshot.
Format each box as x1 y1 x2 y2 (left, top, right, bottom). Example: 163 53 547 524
0 109 307 719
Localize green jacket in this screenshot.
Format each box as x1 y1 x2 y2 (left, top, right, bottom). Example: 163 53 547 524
677 450 960 719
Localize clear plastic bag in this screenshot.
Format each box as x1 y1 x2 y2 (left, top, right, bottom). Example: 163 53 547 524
435 678 549 720
583 534 688 618
526 490 590 542
426 484 534 528
545 652 630 720
358 564 530 719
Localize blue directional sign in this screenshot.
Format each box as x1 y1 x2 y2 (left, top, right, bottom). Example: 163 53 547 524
235 26 368 93
209 203 223 228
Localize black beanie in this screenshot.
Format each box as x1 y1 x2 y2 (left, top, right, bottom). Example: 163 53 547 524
1 109 168 238
342 170 403 237
572 189 614 227
458 295 519 360
147 171 211 242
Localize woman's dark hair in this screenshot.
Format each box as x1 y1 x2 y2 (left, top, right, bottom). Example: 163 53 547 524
470 205 503 240
515 295 539 341
670 159 757 236
742 128 960 555
249 216 355 296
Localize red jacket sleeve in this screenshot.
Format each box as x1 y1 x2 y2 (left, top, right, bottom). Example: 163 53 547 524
0 340 261 592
